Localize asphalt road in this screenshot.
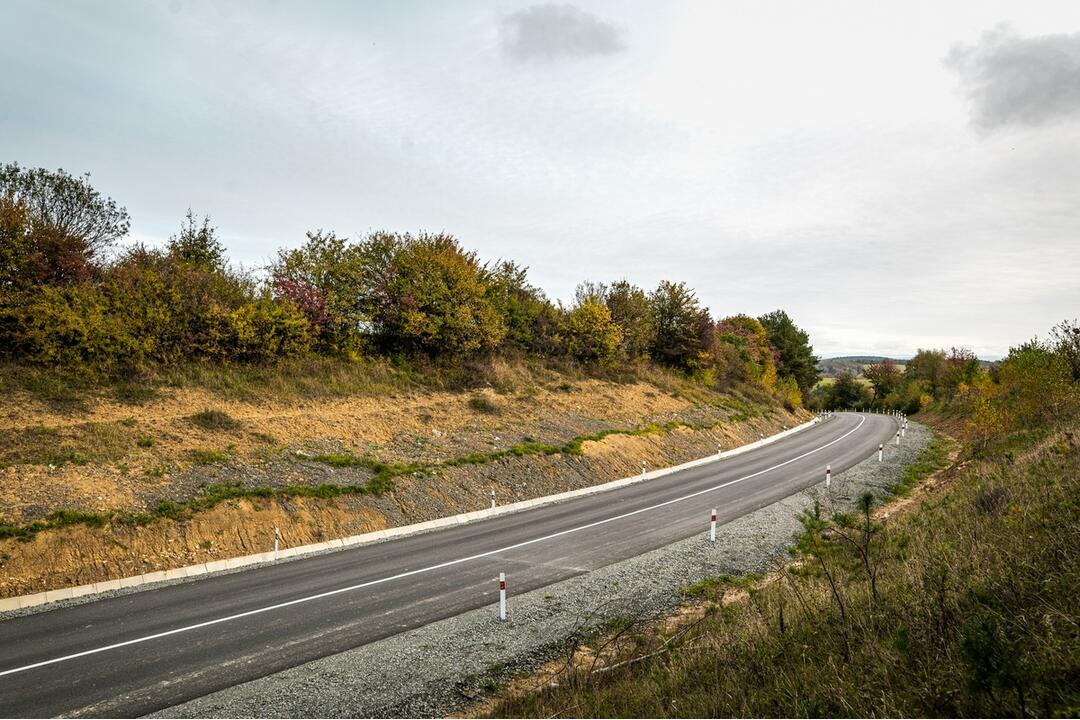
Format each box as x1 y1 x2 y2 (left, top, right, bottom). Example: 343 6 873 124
0 412 897 718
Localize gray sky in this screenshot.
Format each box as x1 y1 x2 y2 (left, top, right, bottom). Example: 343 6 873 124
3 0 1079 358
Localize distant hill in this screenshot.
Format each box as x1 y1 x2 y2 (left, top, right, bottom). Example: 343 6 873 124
818 356 907 378
818 354 996 378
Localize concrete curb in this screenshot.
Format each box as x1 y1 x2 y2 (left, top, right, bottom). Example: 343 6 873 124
0 415 827 613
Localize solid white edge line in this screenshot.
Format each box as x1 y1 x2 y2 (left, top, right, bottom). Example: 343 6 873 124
0 416 867 679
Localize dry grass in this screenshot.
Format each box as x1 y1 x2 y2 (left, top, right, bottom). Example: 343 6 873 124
486 418 1080 717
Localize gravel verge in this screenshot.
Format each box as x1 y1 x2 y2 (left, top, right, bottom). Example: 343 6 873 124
152 419 931 719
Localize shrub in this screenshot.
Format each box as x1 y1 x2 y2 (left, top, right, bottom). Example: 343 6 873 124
226 298 312 361
564 299 622 362
188 409 242 431
467 394 499 414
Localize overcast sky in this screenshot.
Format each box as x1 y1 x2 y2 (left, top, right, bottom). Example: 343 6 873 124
3 0 1079 358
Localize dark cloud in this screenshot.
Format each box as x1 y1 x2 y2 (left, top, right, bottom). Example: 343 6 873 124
946 26 1080 129
499 3 625 62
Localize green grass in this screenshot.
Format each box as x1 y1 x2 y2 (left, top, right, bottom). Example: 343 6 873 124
0 473 394 540
304 416 761 486
187 447 234 465
891 432 954 495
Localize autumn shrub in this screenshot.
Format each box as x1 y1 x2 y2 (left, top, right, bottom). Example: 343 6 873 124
564 299 622 362
225 297 311 361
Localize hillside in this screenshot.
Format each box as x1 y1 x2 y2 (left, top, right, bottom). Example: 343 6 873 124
0 360 806 597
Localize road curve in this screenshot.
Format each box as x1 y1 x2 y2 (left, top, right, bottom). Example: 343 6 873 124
0 412 897 718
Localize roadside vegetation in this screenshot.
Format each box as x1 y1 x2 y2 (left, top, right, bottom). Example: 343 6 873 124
0 162 817 413
814 323 1078 415
486 323 1080 717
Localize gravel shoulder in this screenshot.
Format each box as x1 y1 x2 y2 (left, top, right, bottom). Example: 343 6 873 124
152 419 932 719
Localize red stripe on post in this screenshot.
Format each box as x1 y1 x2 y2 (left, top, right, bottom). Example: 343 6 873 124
499 580 505 590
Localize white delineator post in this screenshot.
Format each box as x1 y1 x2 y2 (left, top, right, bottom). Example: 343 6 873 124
641 461 647 477
878 443 884 462
273 527 280 561
717 443 722 455
498 573 507 620
826 464 832 488
490 489 496 509
895 430 901 446
709 508 717 542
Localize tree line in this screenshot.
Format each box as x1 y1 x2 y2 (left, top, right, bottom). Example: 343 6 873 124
819 329 1079 413
0 162 819 404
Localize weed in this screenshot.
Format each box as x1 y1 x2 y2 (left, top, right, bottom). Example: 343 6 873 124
188 409 243 432
136 435 155 448
468 395 500 414
188 448 232 465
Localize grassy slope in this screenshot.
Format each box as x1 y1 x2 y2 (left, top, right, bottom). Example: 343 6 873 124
487 418 1080 717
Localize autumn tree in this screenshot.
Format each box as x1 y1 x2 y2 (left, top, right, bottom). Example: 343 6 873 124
361 232 506 356
270 230 366 349
716 314 778 389
864 358 903 400
1049 319 1080 381
0 162 129 257
484 260 559 355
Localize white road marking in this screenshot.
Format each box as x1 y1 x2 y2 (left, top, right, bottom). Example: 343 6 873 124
0 415 867 678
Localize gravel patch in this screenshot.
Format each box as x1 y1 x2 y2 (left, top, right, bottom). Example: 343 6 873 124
152 419 932 719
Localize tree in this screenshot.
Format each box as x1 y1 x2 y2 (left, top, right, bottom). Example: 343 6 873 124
564 298 622 362
0 162 129 258
362 232 506 356
830 371 868 409
605 280 655 360
940 346 981 392
864 358 902 400
715 314 778 389
649 281 712 370
167 210 227 272
758 309 820 394
270 230 366 348
484 260 556 354
1049 319 1080 382
907 349 948 394
0 188 103 289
